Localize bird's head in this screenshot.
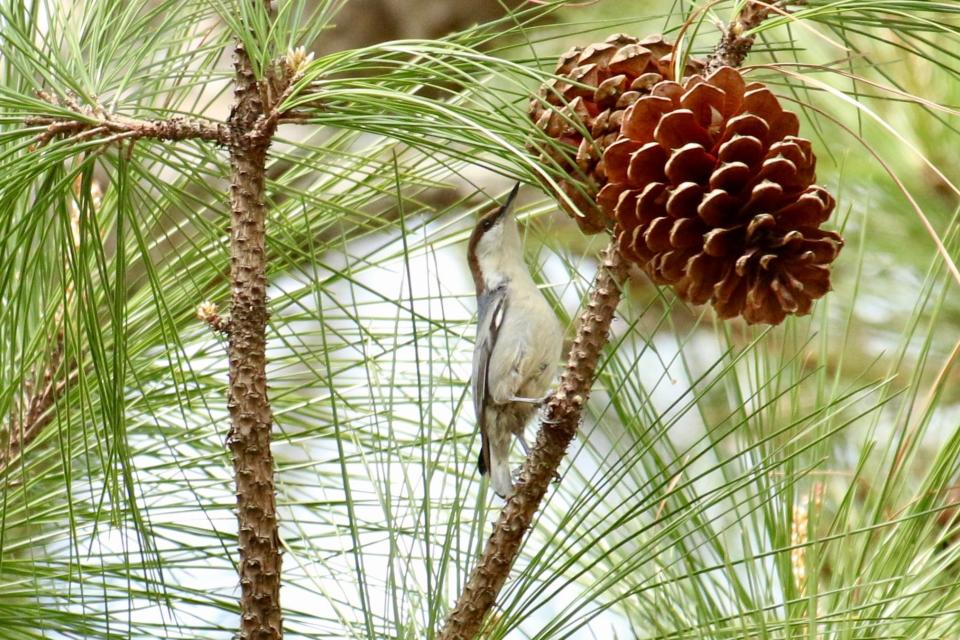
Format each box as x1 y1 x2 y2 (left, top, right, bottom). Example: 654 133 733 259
467 184 523 294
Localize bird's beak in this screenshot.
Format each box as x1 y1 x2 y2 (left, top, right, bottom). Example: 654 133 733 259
490 182 521 224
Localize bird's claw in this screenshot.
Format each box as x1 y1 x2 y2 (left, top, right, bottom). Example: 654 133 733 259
508 392 554 406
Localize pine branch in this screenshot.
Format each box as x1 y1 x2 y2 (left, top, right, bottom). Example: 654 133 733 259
24 92 230 149
225 31 284 640
438 3 785 636
14 17 292 639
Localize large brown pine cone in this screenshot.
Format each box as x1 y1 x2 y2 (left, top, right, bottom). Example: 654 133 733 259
529 34 704 233
598 67 843 325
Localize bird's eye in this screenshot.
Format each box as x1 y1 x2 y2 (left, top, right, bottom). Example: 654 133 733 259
482 219 494 231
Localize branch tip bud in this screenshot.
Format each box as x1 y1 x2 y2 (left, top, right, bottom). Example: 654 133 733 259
197 299 218 322
285 46 314 76
197 299 230 333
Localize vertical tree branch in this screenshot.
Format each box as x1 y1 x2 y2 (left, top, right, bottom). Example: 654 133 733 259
439 3 784 636
438 243 628 640
227 36 283 640
13 10 292 640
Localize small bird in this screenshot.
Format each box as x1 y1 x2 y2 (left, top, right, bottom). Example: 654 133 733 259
468 184 563 498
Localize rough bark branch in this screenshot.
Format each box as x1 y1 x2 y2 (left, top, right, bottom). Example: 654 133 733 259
226 35 284 640
437 242 628 640
24 93 230 150
438 3 783 636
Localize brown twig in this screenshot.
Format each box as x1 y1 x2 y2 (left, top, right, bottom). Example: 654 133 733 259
437 243 628 640
438 3 784 636
25 93 231 150
0 172 96 476
1 324 68 472
705 0 795 73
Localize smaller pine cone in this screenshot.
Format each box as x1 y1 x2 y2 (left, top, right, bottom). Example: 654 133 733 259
598 67 843 325
529 34 704 234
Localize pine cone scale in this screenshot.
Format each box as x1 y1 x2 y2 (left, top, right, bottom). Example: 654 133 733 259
665 143 715 184
654 109 712 149
628 143 668 183
669 217 703 248
660 249 694 282
666 182 704 218
679 81 725 121
710 162 752 192
718 135 764 166
767 111 801 142
623 95 675 140
637 182 668 222
680 253 725 303
720 114 769 145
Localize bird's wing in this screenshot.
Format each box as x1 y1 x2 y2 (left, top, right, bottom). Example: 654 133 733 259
472 284 508 474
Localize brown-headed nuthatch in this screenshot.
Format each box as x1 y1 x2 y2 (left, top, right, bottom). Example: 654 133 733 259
467 184 563 498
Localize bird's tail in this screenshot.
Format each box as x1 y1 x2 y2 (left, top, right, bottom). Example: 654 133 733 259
479 428 513 498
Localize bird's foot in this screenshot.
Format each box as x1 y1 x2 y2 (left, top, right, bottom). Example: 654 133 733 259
507 392 554 406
